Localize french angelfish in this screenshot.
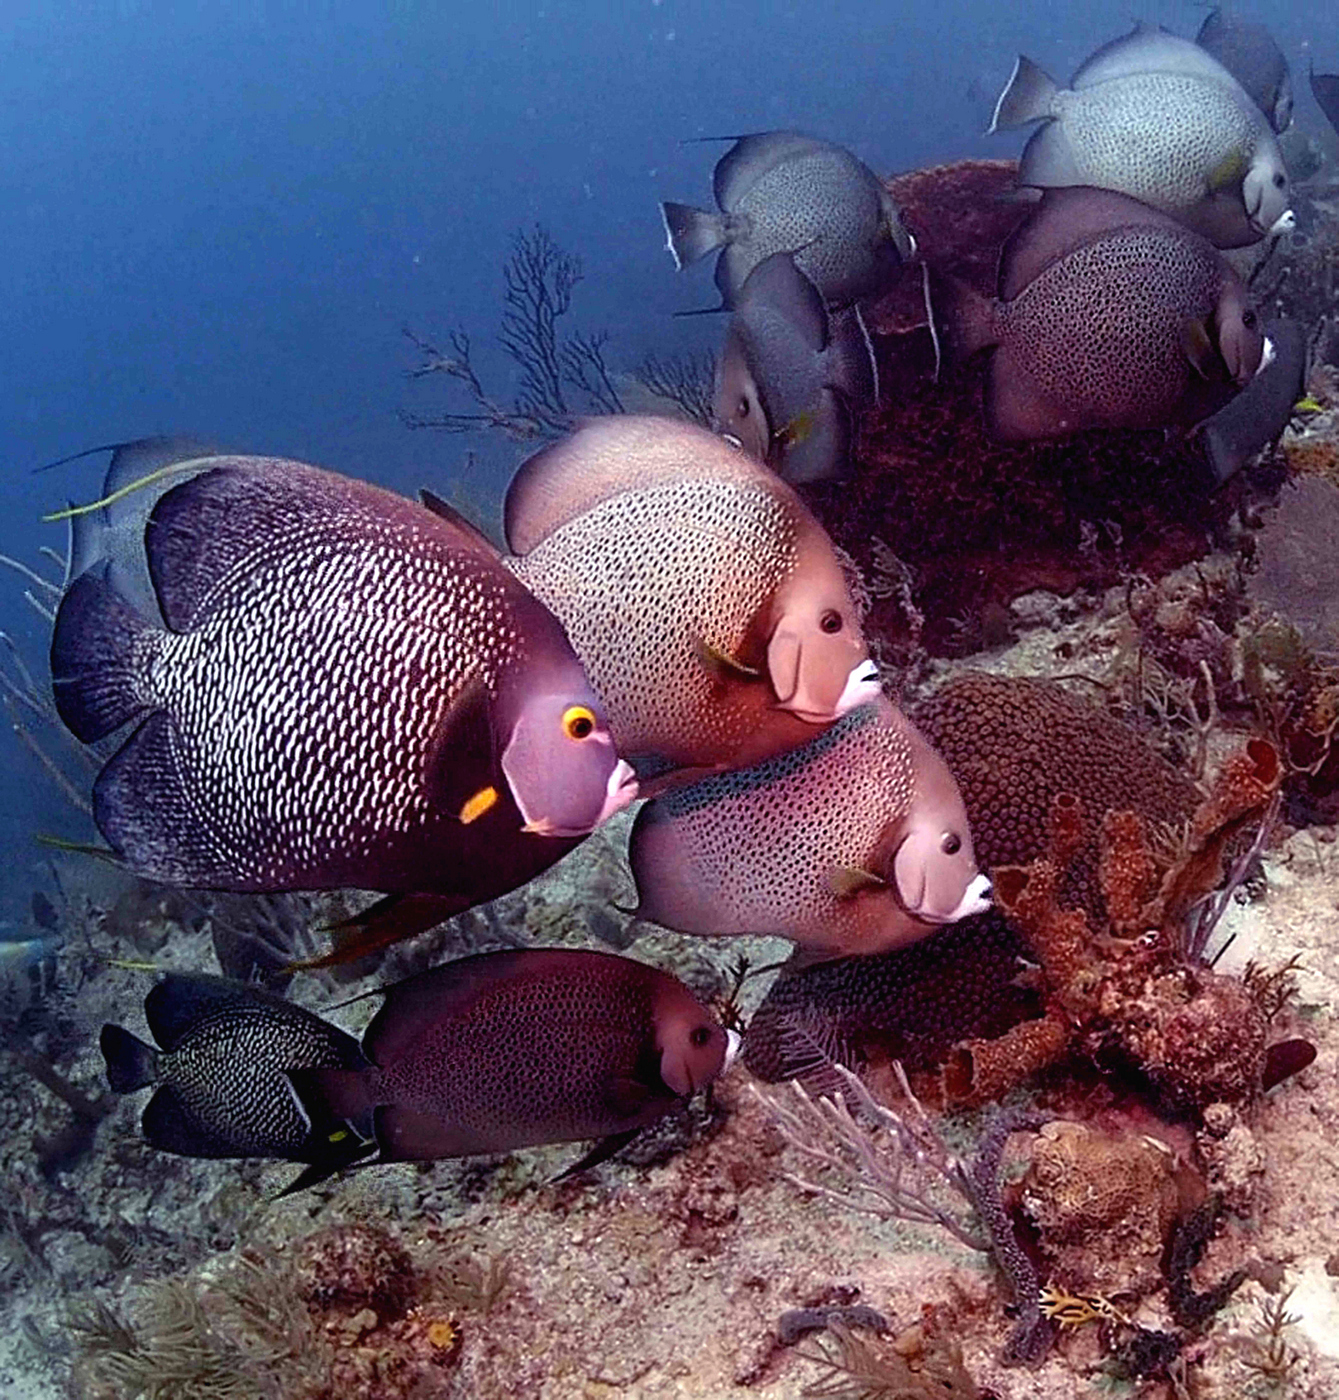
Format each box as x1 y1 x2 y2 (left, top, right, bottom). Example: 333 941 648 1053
946 186 1268 443
1313 68 1339 140
100 972 373 1179
713 252 879 484
661 131 915 308
503 415 881 776
1195 9 1293 134
50 451 637 955
292 948 737 1174
1199 317 1307 484
629 696 991 964
991 25 1291 248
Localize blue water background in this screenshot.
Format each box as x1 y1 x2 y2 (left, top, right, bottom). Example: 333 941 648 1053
0 0 1330 913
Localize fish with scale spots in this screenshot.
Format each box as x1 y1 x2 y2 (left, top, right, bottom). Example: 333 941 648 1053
100 972 374 1182
628 697 991 964
944 186 1269 442
292 948 737 1177
50 449 636 957
660 131 915 309
503 415 881 777
991 26 1292 248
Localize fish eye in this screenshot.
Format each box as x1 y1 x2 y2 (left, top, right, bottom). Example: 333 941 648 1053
819 609 843 634
940 831 962 856
1273 172 1286 188
561 705 597 740
1242 310 1257 329
737 397 750 418
690 1025 712 1048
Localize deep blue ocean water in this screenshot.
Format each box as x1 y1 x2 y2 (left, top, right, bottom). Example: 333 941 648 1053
0 0 1331 913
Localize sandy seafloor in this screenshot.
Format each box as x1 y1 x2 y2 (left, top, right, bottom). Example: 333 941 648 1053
4 581 1339 1400
7 393 1339 1397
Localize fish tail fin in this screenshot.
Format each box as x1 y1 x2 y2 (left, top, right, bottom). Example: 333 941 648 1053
287 892 464 972
50 570 157 743
100 1023 159 1093
938 274 1000 361
288 1067 376 1142
660 201 729 269
989 54 1058 132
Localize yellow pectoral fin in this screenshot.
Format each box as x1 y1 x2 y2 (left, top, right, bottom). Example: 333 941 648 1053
774 411 815 450
828 866 889 899
1205 147 1248 192
1181 318 1219 380
695 637 762 683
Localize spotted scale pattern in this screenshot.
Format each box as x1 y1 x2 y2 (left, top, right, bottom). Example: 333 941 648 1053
161 1004 353 1156
638 703 917 945
727 147 896 303
369 966 667 1147
997 227 1230 430
146 516 522 887
1053 74 1266 219
509 477 798 764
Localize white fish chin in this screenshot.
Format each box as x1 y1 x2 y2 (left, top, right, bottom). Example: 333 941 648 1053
1267 209 1296 237
723 1029 742 1071
833 660 883 717
1254 335 1276 379
947 873 993 921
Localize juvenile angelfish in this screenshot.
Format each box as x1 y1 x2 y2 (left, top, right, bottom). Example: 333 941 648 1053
291 948 737 1174
946 186 1268 442
629 697 991 963
51 451 637 920
101 973 373 1178
991 25 1291 248
503 415 881 776
661 131 915 308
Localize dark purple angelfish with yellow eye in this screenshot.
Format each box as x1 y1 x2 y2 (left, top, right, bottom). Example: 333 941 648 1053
291 948 738 1177
629 696 991 965
945 186 1270 443
50 447 637 961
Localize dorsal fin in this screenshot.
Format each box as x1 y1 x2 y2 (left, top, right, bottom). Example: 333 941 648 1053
713 131 827 210
502 415 773 554
362 949 597 1065
144 972 289 1052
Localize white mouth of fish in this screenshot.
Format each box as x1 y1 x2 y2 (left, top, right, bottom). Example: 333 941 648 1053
832 660 883 717
723 1029 742 1071
1267 209 1296 238
521 759 639 837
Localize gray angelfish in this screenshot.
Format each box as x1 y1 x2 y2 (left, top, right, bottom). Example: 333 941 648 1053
629 696 991 964
713 252 879 483
1196 9 1293 133
292 949 738 1173
51 451 636 961
661 131 915 308
991 25 1291 248
100 972 373 1181
946 186 1269 442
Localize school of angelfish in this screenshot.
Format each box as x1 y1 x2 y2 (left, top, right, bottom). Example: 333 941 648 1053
41 12 1339 1188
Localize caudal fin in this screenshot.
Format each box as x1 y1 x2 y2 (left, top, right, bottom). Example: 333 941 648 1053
989 55 1059 132
660 202 729 269
100 1023 159 1093
50 570 157 743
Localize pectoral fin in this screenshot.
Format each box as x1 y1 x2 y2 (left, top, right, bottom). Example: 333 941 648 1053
1181 318 1219 379
695 637 762 683
828 866 888 899
1206 148 1248 193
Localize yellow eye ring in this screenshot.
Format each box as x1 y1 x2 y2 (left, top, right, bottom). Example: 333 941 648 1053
562 705 597 741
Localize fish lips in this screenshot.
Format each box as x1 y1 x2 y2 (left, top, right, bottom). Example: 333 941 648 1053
892 840 994 925
783 660 882 724
519 758 639 837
